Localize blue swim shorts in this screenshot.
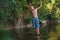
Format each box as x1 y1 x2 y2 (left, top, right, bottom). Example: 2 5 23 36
32 17 40 28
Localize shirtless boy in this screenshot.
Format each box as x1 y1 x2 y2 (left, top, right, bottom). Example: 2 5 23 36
28 0 42 35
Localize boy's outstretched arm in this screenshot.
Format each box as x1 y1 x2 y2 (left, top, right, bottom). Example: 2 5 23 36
36 0 42 10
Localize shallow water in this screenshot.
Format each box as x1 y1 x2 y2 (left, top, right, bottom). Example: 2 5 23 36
0 22 60 40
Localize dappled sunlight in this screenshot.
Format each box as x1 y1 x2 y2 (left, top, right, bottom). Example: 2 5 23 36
47 3 53 11
55 8 60 19
51 0 55 4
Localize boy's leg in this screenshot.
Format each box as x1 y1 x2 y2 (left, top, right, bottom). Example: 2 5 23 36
36 27 40 35
36 34 40 40
35 18 40 35
32 17 40 35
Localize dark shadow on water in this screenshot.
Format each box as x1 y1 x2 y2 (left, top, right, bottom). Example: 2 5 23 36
12 27 37 40
36 35 41 40
11 20 58 40
57 36 60 40
46 20 58 33
23 27 41 40
0 30 16 40
40 20 58 40
22 27 36 40
0 21 59 40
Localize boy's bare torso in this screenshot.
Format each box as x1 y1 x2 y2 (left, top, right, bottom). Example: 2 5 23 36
31 9 38 18
29 0 42 18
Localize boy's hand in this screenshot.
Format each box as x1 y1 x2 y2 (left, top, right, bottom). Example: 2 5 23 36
40 0 43 3
36 0 42 10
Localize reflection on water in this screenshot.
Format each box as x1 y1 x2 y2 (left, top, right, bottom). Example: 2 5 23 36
36 35 40 40
0 30 16 40
0 22 60 40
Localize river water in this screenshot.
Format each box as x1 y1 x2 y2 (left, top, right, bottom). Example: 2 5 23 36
0 22 60 40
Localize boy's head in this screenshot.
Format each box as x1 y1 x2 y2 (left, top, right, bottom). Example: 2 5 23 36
29 3 34 10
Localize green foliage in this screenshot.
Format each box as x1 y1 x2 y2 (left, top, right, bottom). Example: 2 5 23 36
15 0 23 14
26 0 33 4
38 7 48 20
56 3 60 8
20 0 28 8
0 0 18 25
0 0 60 26
24 16 32 24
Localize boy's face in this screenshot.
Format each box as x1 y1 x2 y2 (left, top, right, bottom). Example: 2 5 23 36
29 5 34 10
